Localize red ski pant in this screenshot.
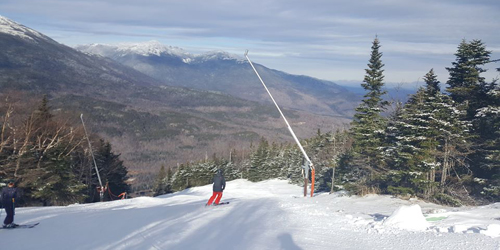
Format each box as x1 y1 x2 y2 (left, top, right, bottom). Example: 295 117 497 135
207 191 223 205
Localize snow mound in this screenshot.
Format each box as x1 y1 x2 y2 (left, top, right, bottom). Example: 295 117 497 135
383 204 429 231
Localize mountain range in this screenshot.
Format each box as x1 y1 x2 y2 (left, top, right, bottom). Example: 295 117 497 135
76 41 360 117
0 15 355 191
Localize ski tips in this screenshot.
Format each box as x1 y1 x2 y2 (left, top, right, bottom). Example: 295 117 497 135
244 50 249 57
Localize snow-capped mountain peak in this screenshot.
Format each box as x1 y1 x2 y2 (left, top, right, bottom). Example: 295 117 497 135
0 15 46 42
115 40 191 57
76 40 244 64
195 50 245 63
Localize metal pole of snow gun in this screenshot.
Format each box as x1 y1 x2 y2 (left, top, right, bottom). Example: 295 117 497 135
244 50 315 197
80 114 105 202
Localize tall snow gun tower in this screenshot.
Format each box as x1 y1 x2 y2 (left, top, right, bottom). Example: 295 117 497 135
80 114 105 202
244 50 315 197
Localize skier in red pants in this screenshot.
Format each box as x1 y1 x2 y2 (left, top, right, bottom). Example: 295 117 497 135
206 169 225 206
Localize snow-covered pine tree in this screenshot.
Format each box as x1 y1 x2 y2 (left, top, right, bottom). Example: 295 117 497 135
349 36 389 182
306 130 351 193
219 158 241 181
248 137 270 182
384 69 471 199
282 144 303 184
170 163 192 191
384 86 434 196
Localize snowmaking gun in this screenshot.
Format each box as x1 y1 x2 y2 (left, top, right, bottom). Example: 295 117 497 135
80 114 106 202
244 50 315 197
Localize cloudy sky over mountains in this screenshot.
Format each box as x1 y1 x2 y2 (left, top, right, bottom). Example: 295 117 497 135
1 0 499 85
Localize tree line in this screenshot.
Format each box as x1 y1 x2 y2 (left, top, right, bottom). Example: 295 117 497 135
154 38 499 205
0 94 130 206
346 38 499 205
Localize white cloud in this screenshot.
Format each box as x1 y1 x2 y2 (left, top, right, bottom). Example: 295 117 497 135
0 0 499 82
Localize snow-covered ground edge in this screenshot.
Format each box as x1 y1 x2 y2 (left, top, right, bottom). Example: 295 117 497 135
1 179 499 250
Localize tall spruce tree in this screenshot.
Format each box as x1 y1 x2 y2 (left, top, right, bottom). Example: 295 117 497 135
446 39 499 201
95 140 130 201
350 37 389 175
34 95 54 122
248 137 270 182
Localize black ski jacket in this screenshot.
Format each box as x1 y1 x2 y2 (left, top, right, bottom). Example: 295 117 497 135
1 187 17 206
212 172 226 192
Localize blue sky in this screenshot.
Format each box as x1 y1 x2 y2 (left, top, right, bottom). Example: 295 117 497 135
1 0 499 87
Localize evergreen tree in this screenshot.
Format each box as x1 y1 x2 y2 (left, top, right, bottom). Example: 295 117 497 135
34 95 54 122
385 69 470 198
446 39 499 201
29 146 87 205
350 37 389 176
153 165 168 196
474 86 500 200
171 163 187 191
220 158 241 181
95 140 130 201
165 167 173 193
248 137 270 182
282 145 303 184
446 39 493 119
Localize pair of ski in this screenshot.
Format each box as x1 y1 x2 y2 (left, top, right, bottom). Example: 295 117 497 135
1 222 39 229
205 202 230 207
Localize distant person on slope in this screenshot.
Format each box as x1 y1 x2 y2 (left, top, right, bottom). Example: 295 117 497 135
206 169 226 206
1 180 18 228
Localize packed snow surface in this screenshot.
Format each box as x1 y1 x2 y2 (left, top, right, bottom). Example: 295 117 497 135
1 179 499 250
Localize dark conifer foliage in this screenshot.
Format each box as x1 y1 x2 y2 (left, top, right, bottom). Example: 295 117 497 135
153 165 171 196
445 39 499 201
446 39 493 119
93 140 130 201
349 37 389 183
